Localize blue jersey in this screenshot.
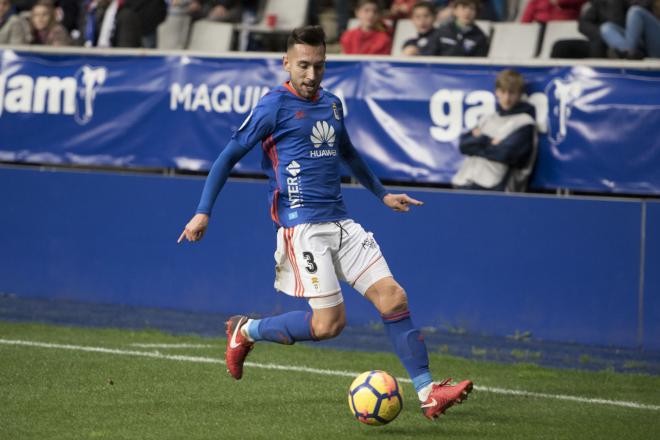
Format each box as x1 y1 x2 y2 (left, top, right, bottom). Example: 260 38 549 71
196 82 387 228
233 83 382 227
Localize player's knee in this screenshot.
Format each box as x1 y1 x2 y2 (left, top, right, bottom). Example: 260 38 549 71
378 284 408 315
312 316 345 340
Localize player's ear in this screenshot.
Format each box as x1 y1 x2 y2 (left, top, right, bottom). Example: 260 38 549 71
283 54 290 73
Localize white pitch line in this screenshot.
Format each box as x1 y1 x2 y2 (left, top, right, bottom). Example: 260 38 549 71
1 338 659 412
129 343 214 349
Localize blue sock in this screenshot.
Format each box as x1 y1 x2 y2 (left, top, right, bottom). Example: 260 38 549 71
382 310 433 394
245 311 316 345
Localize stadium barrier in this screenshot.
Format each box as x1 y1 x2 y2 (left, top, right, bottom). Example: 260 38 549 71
0 47 659 194
0 167 657 350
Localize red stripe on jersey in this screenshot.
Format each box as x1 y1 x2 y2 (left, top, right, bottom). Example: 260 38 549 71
262 135 280 225
270 189 280 224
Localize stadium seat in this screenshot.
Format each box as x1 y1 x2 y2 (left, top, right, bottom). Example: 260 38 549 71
538 21 586 58
488 22 541 59
157 13 191 50
187 20 234 52
257 0 309 30
391 19 417 56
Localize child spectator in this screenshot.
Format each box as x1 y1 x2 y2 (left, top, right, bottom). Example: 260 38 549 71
0 0 29 44
521 0 587 23
452 69 538 191
402 1 437 55
434 0 489 56
340 0 392 54
28 0 71 45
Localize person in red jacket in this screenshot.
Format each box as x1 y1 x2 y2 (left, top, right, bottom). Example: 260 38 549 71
340 0 392 54
521 0 587 23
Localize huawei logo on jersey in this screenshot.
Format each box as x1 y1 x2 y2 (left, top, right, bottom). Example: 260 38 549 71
310 121 335 148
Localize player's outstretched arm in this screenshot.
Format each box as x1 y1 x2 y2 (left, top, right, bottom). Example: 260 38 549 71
383 193 424 212
177 139 251 244
178 213 209 243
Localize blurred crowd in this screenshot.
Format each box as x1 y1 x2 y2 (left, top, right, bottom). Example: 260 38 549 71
0 0 658 59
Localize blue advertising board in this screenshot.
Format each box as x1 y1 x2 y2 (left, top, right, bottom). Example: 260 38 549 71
0 167 653 348
0 50 659 193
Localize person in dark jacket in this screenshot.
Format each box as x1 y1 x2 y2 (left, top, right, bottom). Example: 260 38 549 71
578 0 627 57
452 69 538 192
432 0 489 56
402 1 437 55
80 0 165 48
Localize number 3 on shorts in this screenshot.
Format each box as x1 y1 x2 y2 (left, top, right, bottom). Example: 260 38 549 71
302 251 317 274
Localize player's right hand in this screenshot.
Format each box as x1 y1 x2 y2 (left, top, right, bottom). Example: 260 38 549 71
177 213 210 243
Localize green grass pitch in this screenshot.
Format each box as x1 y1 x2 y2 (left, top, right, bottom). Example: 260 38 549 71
1 321 659 439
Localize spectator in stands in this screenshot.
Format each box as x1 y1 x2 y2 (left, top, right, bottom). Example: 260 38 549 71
340 0 392 54
389 0 417 20
575 0 627 57
601 0 660 58
179 0 243 23
433 0 489 56
402 1 437 55
27 0 71 45
452 69 537 192
80 0 166 48
11 0 78 30
521 0 587 23
435 0 454 25
0 0 30 43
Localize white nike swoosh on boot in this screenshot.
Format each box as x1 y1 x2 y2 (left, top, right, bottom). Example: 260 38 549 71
421 398 437 408
229 318 246 349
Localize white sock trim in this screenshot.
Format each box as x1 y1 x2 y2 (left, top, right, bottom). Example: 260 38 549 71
241 318 255 342
418 383 433 402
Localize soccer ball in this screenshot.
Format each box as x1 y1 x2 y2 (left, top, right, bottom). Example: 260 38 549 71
347 370 403 426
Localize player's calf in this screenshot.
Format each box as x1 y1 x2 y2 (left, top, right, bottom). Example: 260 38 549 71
310 316 345 340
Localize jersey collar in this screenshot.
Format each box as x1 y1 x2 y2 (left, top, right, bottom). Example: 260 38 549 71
284 81 321 102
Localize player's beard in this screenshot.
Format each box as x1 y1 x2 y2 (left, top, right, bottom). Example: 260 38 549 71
297 80 319 99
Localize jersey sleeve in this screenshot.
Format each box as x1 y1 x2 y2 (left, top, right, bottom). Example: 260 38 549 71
194 93 280 215
231 93 279 148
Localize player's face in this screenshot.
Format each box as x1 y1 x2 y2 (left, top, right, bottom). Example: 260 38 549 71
495 88 521 111
411 7 434 34
283 44 326 100
454 4 477 27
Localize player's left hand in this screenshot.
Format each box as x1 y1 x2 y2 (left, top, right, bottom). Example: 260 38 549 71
383 193 423 212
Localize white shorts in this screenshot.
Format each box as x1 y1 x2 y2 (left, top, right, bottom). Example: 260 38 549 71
273 219 392 309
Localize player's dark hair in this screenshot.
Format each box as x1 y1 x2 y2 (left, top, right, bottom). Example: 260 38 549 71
287 25 326 50
412 1 436 15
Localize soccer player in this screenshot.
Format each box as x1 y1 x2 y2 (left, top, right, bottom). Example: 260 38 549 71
178 25 473 420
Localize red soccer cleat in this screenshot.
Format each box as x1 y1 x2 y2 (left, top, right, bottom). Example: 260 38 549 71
225 315 254 380
420 378 473 420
